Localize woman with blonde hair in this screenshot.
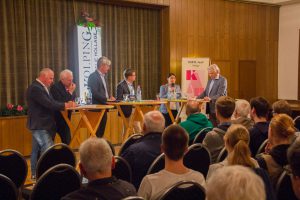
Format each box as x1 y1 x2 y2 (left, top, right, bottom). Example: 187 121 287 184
207 124 258 178
207 124 276 200
257 113 296 186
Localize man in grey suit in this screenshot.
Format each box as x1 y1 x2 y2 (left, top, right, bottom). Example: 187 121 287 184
88 56 115 138
116 68 136 118
197 64 227 126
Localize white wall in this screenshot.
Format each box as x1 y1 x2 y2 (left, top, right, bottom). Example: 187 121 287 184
278 3 300 99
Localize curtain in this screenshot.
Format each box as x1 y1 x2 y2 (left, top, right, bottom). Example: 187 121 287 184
0 0 161 107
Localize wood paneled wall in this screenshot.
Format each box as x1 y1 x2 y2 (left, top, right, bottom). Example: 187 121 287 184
0 110 124 156
122 0 279 102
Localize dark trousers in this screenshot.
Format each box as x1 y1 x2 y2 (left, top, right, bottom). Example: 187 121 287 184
163 110 178 127
96 111 107 138
209 113 218 127
54 112 71 144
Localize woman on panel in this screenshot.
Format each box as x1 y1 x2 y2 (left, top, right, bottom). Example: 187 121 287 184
159 73 181 127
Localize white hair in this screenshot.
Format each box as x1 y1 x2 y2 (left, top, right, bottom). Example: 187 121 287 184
79 137 112 174
208 64 220 73
235 99 251 118
97 56 111 68
59 69 73 80
206 165 265 200
143 111 165 133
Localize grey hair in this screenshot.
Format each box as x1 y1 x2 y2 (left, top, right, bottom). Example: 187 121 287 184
143 111 165 133
59 69 73 80
206 165 265 200
79 137 112 174
208 64 220 73
235 99 251 118
97 56 111 68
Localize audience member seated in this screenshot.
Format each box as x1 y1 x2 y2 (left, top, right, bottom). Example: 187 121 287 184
231 99 254 130
62 137 136 200
202 96 235 163
249 96 270 156
121 111 165 189
179 100 213 144
206 165 266 200
138 124 205 200
207 124 259 178
272 100 292 117
207 124 275 200
257 114 296 187
288 137 300 199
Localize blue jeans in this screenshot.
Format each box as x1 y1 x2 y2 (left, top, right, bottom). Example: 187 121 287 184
30 130 54 176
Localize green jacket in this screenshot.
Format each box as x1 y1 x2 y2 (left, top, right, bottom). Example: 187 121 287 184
179 113 213 142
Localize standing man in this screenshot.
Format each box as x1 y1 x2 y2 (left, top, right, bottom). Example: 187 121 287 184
116 68 136 118
50 69 76 144
88 56 115 138
26 68 73 179
197 64 227 126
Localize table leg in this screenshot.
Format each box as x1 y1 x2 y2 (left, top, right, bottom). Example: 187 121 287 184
175 102 187 124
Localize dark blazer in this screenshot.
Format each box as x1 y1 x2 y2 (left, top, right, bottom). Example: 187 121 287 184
88 70 108 105
26 80 65 132
50 81 76 103
116 80 133 118
197 75 227 114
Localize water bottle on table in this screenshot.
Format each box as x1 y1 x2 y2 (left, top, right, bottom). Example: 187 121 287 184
136 85 142 101
86 87 92 105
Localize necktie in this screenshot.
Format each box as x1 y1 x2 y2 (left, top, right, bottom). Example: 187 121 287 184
208 80 215 96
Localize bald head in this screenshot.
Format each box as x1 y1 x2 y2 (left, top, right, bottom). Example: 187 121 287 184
143 111 165 134
38 68 54 87
186 100 200 116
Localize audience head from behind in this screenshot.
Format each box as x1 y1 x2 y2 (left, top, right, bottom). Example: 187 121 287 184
186 100 201 116
123 68 136 83
250 97 270 122
224 124 256 168
269 114 296 150
79 137 113 180
272 100 292 117
162 124 189 161
38 67 54 88
233 99 251 119
143 111 165 135
97 56 111 74
215 96 236 121
288 137 300 199
206 165 266 200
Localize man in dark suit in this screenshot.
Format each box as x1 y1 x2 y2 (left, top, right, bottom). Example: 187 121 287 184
197 64 227 126
116 68 136 118
88 56 115 138
26 68 73 179
50 69 76 144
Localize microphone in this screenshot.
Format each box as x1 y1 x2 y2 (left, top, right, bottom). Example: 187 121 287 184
171 83 175 87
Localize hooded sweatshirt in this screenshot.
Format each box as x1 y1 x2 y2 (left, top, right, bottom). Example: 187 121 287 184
179 113 213 142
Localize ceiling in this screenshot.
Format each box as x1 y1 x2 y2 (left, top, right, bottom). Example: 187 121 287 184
244 0 300 5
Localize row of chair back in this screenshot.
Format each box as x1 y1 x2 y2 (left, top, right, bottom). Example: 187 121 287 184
0 149 28 200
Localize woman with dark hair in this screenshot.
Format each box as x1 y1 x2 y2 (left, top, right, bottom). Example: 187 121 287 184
159 73 181 127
